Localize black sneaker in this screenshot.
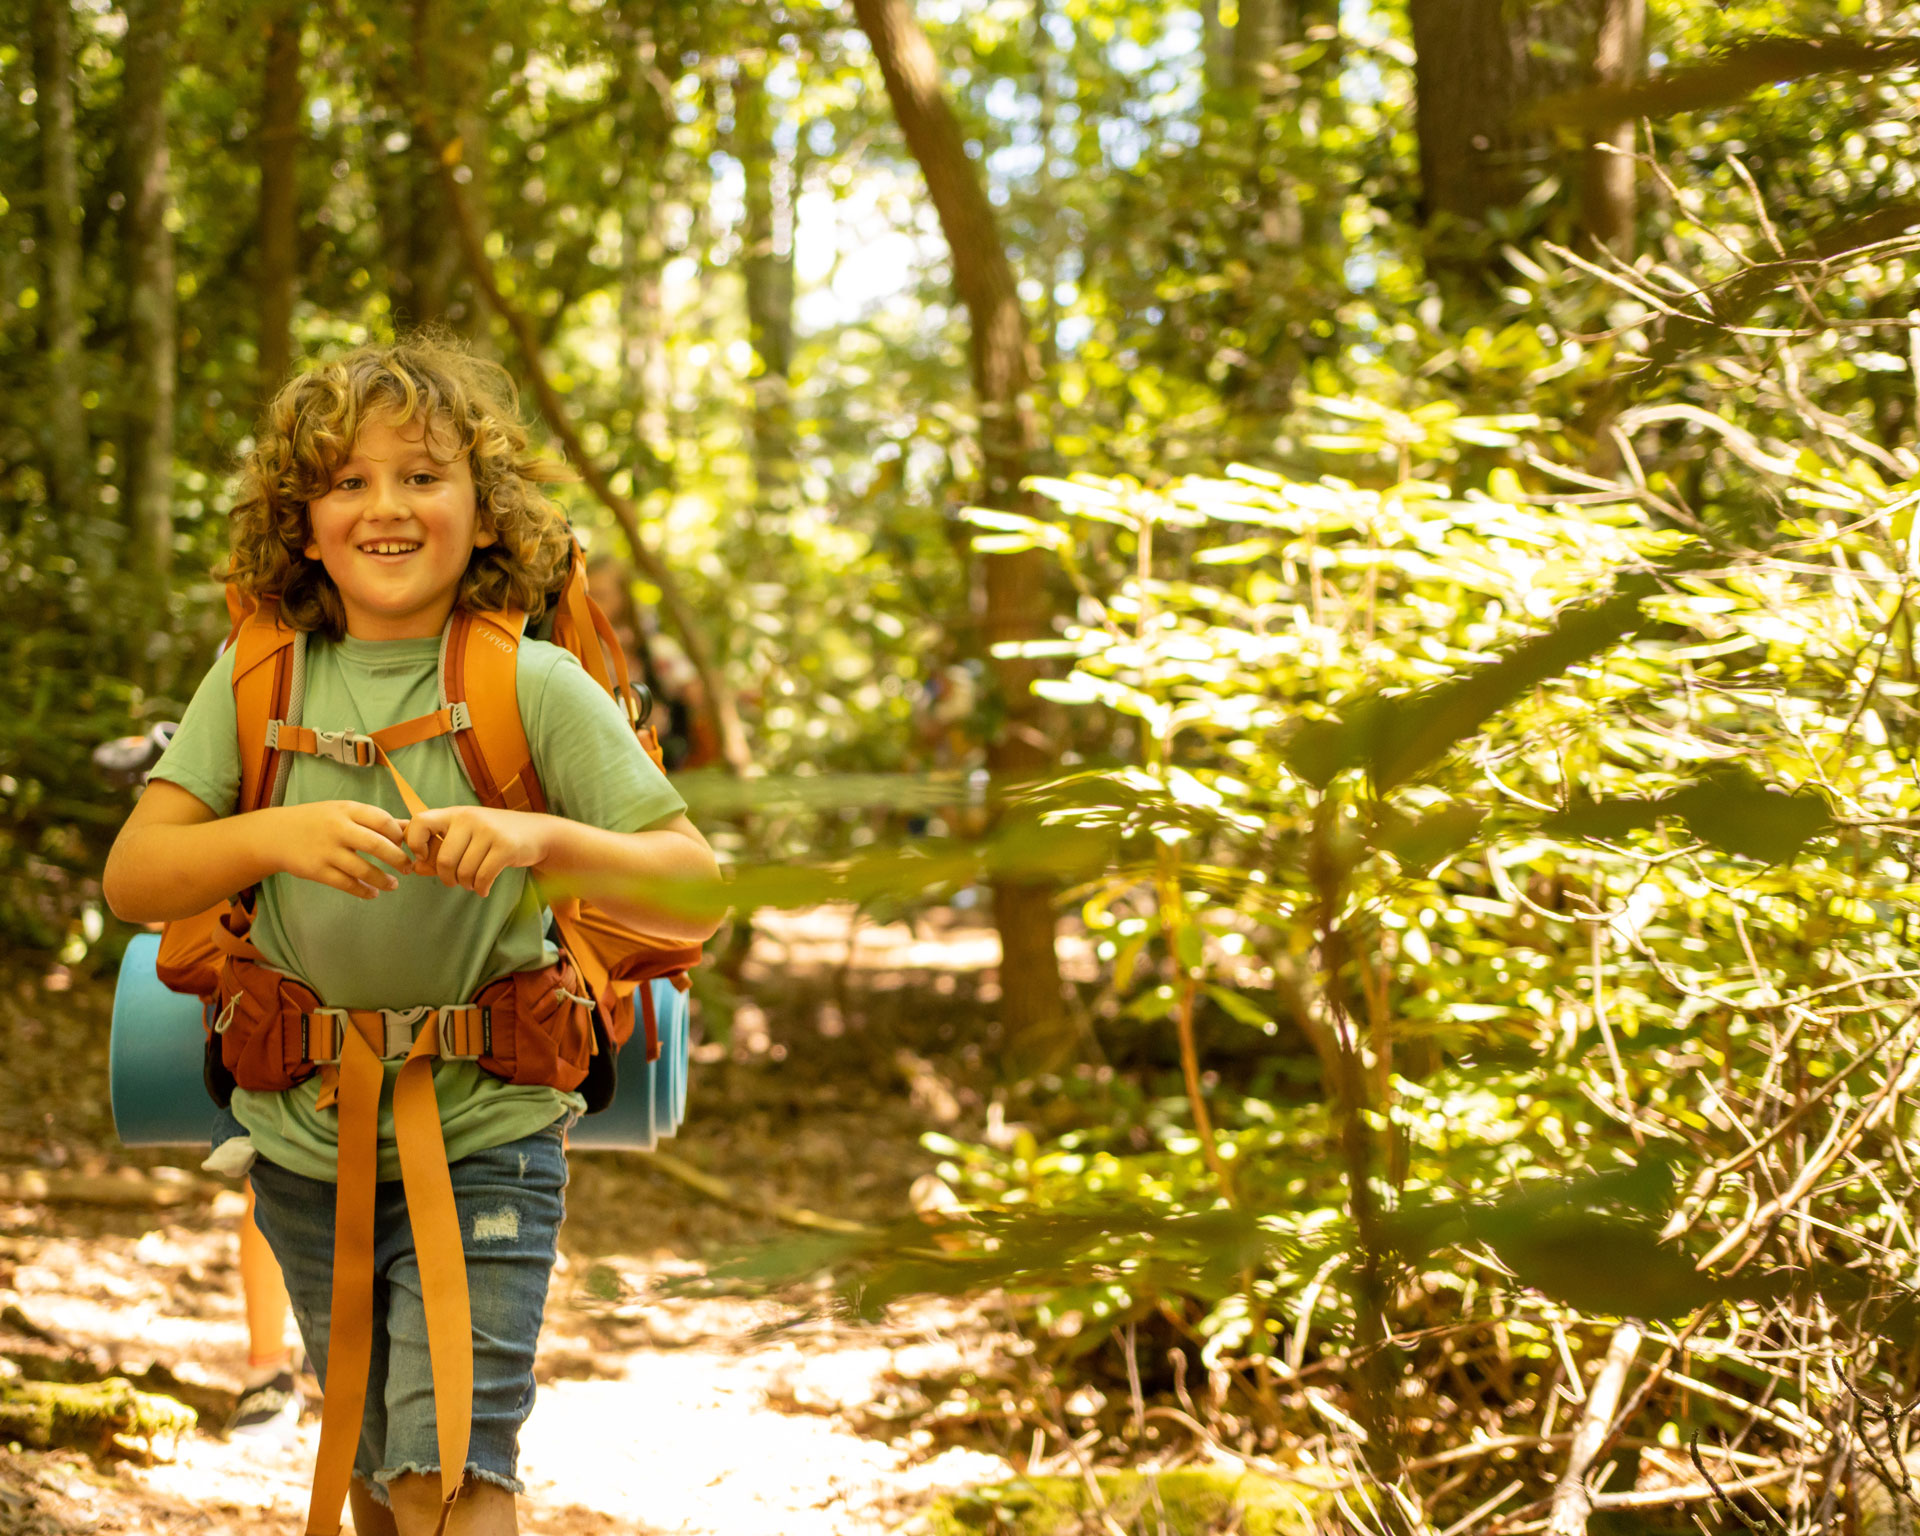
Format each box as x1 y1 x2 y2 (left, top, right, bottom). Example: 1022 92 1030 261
227 1368 303 1444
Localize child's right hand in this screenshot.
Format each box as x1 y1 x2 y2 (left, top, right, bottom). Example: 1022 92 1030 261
267 801 410 899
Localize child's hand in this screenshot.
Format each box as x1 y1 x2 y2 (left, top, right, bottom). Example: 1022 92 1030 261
269 801 410 899
402 807 553 898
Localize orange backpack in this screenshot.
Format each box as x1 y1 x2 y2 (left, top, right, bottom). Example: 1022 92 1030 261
155 541 702 1535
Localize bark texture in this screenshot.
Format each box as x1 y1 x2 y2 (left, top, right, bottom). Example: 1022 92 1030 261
1579 0 1645 255
616 17 675 487
388 0 484 332
120 0 182 599
257 1 304 394
736 63 797 513
31 0 89 529
1409 0 1604 230
851 0 1068 1068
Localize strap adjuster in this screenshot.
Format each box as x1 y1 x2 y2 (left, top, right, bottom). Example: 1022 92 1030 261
306 1007 349 1066
436 1004 489 1061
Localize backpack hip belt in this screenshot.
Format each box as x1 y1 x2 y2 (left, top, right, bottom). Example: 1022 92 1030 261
210 945 596 1098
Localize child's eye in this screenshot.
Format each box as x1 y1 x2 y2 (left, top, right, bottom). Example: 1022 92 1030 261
333 475 366 492
407 471 440 486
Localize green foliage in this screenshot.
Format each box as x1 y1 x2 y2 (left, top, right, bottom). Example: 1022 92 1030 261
926 1469 1324 1536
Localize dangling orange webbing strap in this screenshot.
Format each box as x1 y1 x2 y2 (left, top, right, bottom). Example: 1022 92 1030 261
306 1013 473 1536
393 1023 473 1533
305 1024 382 1535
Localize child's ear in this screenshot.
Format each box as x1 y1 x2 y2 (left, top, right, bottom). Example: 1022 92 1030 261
473 520 499 550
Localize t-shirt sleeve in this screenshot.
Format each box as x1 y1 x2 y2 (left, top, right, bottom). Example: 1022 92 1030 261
522 645 687 833
148 646 242 816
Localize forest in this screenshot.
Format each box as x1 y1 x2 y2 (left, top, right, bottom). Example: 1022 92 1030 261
5 0 1920 1532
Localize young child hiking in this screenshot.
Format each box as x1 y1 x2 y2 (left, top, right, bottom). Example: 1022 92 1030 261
103 336 720 1536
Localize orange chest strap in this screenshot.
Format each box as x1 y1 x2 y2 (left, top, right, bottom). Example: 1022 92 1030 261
263 706 468 820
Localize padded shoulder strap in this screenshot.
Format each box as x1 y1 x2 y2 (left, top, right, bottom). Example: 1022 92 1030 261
442 609 546 814
230 597 300 814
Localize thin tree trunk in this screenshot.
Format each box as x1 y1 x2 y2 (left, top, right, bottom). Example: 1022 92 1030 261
1580 0 1645 256
120 0 181 611
31 0 89 536
257 1 303 394
1231 0 1287 92
1409 0 1603 232
406 5 750 776
736 61 797 516
850 0 1067 1069
616 20 674 490
393 0 483 333
1200 0 1231 93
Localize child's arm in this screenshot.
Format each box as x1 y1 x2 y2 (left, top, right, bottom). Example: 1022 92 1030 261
403 808 722 942
104 780 412 923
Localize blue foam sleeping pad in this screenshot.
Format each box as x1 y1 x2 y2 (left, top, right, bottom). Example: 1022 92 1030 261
110 932 690 1152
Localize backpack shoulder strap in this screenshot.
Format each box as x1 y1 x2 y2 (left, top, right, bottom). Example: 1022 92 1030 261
228 594 300 814
441 608 546 813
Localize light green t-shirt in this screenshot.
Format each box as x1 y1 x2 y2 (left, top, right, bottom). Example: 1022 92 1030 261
152 629 686 1182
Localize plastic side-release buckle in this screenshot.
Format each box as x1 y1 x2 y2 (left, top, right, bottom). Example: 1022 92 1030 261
314 728 378 767
447 700 473 732
378 1006 433 1057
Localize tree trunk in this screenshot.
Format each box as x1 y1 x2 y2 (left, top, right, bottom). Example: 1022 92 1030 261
1579 0 1645 256
736 61 797 515
850 0 1068 1070
30 0 90 536
615 18 674 490
257 1 303 395
120 0 181 610
1409 0 1603 232
391 0 484 333
1231 0 1288 92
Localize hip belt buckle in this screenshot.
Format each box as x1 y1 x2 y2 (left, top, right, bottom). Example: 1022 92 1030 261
379 1006 433 1058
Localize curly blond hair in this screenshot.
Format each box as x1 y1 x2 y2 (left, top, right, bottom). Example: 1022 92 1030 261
224 335 576 637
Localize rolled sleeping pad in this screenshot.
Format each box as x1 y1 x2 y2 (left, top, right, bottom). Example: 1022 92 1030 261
109 932 691 1153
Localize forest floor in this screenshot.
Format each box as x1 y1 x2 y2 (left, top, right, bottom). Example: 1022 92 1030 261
0 906 1075 1536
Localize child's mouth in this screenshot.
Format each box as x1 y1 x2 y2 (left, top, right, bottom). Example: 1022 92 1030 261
359 541 422 561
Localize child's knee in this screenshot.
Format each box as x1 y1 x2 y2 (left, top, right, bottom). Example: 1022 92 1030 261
383 1470 517 1535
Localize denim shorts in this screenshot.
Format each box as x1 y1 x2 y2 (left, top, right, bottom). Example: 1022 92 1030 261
247 1126 568 1503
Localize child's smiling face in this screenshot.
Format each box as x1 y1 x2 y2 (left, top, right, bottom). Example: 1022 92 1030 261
305 409 496 640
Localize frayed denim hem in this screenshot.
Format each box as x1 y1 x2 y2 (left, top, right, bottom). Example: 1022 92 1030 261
373 1462 525 1498
354 1472 392 1509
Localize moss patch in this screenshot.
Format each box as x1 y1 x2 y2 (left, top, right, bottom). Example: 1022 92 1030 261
0 1377 196 1460
926 1467 1324 1536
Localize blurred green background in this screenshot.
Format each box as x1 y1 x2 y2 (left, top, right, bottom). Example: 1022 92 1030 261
8 0 1920 1525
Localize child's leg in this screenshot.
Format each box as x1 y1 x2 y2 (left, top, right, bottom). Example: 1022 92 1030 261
240 1182 293 1372
384 1473 515 1535
350 1480 402 1536
370 1126 566 1536
248 1158 395 1512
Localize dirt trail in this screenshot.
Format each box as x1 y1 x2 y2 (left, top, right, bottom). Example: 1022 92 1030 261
0 909 1039 1535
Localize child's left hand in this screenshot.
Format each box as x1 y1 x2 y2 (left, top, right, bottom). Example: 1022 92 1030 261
402 807 553 898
